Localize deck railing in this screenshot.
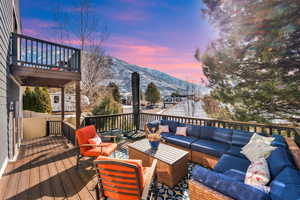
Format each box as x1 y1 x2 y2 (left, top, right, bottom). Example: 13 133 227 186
10 33 81 72
139 113 298 137
60 112 299 146
46 120 62 136
84 113 135 133
62 121 76 145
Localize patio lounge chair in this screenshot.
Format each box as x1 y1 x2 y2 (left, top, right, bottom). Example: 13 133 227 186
76 125 118 168
94 156 158 200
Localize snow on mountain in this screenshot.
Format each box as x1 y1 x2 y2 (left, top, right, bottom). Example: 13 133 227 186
99 57 209 96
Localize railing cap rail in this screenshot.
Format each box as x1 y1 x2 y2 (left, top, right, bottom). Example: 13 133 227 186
140 112 298 130
85 113 134 118
12 32 81 51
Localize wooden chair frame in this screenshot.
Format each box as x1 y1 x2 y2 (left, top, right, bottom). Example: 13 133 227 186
93 159 158 200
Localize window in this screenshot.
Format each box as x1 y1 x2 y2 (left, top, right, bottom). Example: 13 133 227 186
54 96 59 103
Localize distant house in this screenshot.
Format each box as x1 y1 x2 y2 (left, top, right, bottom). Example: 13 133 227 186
120 92 132 105
50 92 90 112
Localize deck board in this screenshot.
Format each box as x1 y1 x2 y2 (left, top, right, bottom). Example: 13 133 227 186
0 136 97 200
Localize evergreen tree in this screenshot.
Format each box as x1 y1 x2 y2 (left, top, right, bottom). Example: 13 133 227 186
199 0 300 123
145 82 160 104
23 87 52 113
108 82 121 102
23 87 36 111
92 96 123 115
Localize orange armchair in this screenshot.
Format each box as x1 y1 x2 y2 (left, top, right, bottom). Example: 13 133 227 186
76 125 118 168
94 156 157 200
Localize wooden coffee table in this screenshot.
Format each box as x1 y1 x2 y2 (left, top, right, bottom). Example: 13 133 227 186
128 139 189 188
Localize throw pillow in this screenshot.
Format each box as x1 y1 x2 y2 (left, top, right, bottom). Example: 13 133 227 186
88 135 102 147
241 141 276 162
245 158 270 193
176 127 187 136
159 125 169 133
250 133 274 145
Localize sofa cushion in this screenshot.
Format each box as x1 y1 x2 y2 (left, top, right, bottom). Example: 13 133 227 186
226 145 246 158
270 167 300 200
200 126 216 140
160 120 178 133
271 134 288 148
192 165 270 200
163 134 197 149
214 154 251 173
232 130 254 146
245 158 270 190
147 120 160 130
176 127 187 136
160 132 173 139
212 128 233 144
241 141 276 162
191 139 229 157
187 124 202 139
250 133 274 145
267 147 295 179
158 125 169 133
223 169 246 182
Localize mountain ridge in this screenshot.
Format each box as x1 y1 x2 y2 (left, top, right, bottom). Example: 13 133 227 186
98 56 209 96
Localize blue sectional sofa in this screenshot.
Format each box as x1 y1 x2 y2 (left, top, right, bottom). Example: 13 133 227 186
146 120 300 200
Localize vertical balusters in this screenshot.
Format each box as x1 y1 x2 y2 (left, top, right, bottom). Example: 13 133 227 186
46 43 48 68
50 45 53 66
25 38 28 64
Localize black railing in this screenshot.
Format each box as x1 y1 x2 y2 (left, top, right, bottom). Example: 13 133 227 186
139 113 298 137
46 120 62 136
62 121 76 145
60 113 298 145
84 113 135 133
10 33 81 72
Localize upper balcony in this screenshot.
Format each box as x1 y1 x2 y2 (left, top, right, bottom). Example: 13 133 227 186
10 33 81 88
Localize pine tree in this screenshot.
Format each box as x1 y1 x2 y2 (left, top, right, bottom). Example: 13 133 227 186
145 82 160 104
92 96 123 115
199 0 300 123
108 82 121 102
23 87 36 111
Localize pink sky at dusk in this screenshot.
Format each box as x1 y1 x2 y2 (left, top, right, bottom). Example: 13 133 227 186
21 0 218 85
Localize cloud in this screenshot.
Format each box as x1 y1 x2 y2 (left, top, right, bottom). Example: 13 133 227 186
22 28 39 37
23 18 57 29
112 10 148 22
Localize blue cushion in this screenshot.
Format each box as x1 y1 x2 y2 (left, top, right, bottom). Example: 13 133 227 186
187 124 202 139
160 120 178 133
267 147 295 179
160 132 173 139
272 167 300 185
226 145 246 158
163 134 197 148
212 128 233 144
223 169 246 182
271 134 288 148
200 126 216 140
214 154 251 173
192 165 270 200
147 120 160 130
231 130 254 146
270 167 300 200
191 139 229 157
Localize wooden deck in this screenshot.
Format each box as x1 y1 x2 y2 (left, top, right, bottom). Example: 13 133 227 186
0 136 99 200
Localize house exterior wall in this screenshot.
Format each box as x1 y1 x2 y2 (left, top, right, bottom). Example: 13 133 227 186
49 92 89 112
0 0 21 176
